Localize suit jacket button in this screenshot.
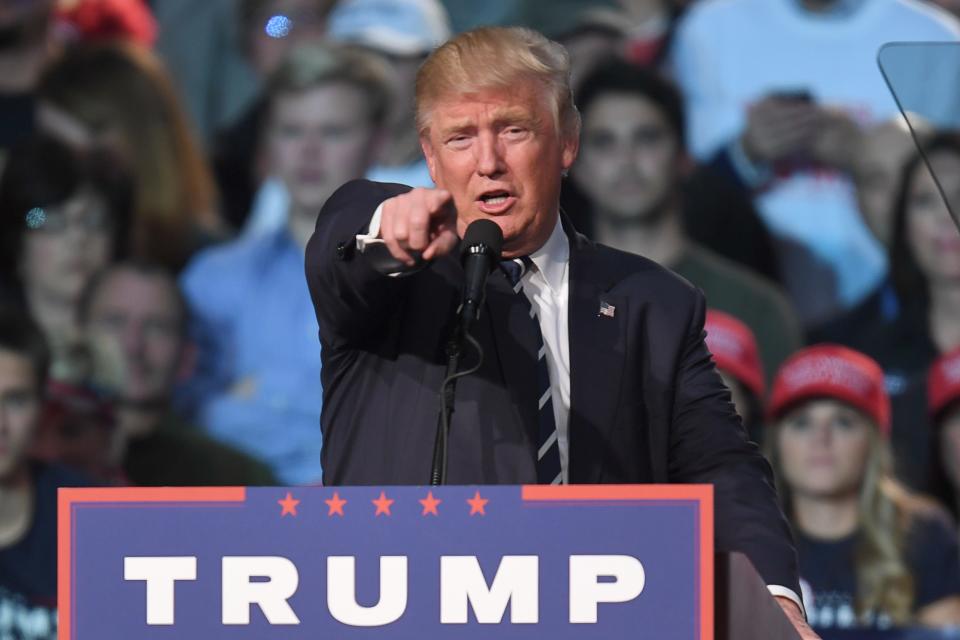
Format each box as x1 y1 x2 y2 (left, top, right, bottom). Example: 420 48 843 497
336 241 349 261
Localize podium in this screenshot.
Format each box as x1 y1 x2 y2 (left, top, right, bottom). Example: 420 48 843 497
59 484 800 639
717 551 802 640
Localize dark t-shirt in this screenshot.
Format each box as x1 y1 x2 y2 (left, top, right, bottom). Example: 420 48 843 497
672 243 802 388
855 305 940 492
0 92 35 153
123 413 277 486
0 463 91 640
797 510 960 630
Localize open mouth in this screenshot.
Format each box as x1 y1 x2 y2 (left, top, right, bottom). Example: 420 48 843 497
477 190 515 213
480 191 510 205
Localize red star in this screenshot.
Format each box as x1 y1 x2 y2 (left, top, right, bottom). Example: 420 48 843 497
419 491 441 516
467 491 488 516
325 492 347 517
372 491 394 516
278 492 300 517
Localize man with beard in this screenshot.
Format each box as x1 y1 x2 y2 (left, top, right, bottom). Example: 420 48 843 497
566 58 801 383
78 261 275 486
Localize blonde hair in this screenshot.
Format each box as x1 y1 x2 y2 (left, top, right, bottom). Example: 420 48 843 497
266 43 391 126
415 26 580 139
38 42 218 271
767 417 918 625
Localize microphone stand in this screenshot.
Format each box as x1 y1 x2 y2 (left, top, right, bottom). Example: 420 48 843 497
429 222 501 485
429 329 462 486
430 318 485 485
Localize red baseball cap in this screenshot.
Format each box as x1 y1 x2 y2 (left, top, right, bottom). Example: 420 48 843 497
929 346 960 421
704 309 766 399
768 344 891 434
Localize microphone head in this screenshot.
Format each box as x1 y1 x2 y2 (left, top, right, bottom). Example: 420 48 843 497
461 219 504 262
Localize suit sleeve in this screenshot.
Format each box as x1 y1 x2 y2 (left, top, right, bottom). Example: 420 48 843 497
667 287 801 595
304 179 412 351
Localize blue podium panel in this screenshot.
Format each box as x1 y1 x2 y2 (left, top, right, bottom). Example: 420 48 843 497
59 485 713 639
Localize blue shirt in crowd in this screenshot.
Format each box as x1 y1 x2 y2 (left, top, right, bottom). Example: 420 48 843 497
179 228 322 485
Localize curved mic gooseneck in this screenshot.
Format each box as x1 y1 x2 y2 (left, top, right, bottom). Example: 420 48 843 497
429 219 503 486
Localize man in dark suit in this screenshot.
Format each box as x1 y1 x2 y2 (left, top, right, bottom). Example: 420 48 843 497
306 26 818 639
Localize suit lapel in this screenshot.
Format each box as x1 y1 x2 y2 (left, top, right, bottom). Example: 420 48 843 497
566 228 629 483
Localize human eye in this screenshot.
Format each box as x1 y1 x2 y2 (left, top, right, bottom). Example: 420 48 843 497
500 124 532 142
1 389 37 413
635 127 667 147
321 124 354 141
585 131 615 152
445 133 472 150
833 411 860 431
277 123 304 139
144 318 179 340
784 414 810 433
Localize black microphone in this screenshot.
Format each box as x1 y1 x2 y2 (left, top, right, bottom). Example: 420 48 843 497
459 219 504 327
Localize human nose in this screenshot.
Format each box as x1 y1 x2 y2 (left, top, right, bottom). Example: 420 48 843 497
475 131 506 178
810 420 833 445
122 322 146 358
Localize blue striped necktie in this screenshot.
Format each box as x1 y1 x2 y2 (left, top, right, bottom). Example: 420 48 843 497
499 258 563 485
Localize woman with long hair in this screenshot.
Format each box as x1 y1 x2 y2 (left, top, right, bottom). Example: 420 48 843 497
847 133 960 492
36 41 223 271
765 345 960 630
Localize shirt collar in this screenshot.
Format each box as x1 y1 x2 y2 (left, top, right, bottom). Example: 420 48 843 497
527 215 569 295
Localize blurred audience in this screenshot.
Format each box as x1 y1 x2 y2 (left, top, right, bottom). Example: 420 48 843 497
809 117 928 348
0 0 56 160
851 135 960 491
76 261 276 486
213 0 340 229
855 119 932 250
766 345 960 630
541 5 628 91
671 0 960 329
929 347 960 521
565 59 801 381
55 0 157 45
179 43 389 485
0 309 91 640
619 0 682 67
327 0 450 187
31 378 121 483
153 0 252 145
36 41 223 271
704 309 766 444
0 136 129 381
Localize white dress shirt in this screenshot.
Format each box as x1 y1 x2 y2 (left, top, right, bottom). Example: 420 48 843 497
357 205 804 615
512 216 572 484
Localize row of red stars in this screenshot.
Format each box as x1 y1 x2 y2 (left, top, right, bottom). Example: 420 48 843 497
277 491 489 518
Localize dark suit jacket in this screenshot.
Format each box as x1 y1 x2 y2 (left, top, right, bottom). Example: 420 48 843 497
306 179 800 593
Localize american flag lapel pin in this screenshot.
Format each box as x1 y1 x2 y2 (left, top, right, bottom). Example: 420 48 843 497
598 300 616 318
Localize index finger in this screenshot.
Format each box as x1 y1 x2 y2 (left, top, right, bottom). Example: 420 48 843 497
422 188 454 219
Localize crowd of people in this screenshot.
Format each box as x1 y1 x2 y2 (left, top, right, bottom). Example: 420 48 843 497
1 0 960 637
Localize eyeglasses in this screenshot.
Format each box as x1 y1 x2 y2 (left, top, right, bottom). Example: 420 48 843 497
24 206 112 234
